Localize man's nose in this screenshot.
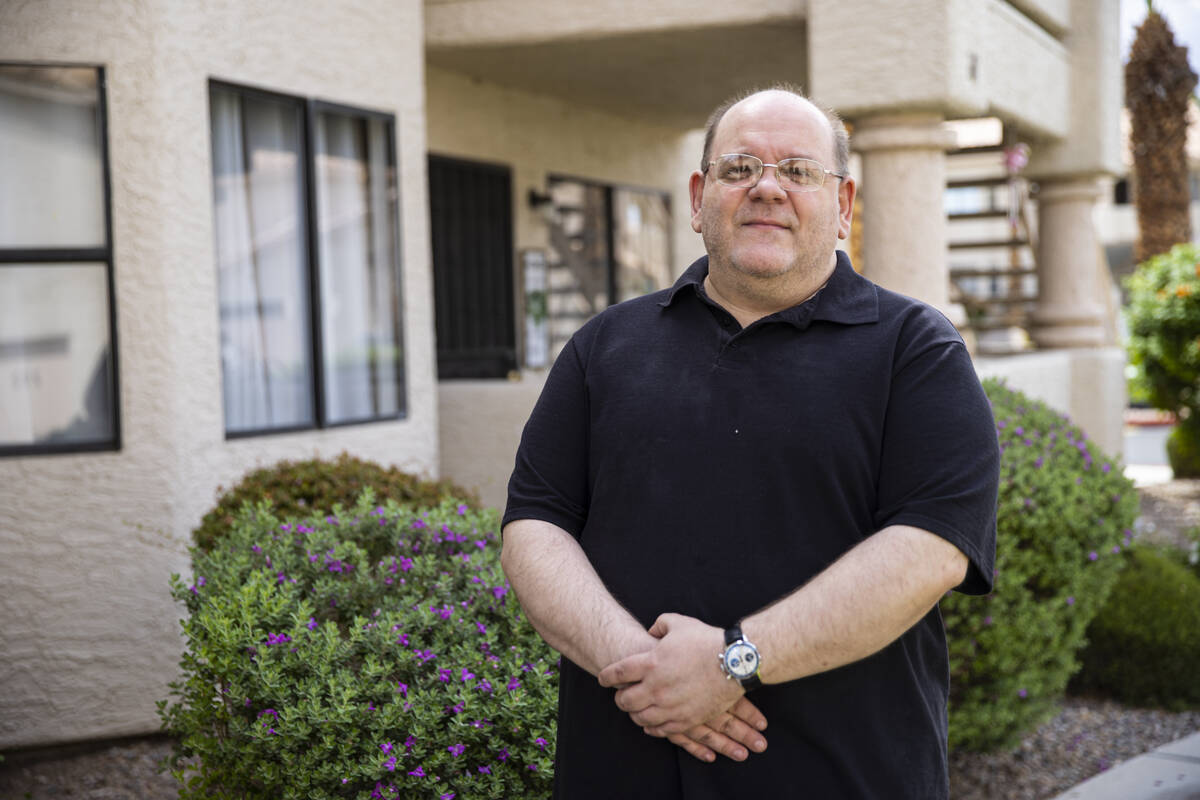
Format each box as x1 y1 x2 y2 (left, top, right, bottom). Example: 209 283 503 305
749 165 788 199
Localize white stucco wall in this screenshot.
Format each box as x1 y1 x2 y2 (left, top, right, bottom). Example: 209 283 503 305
0 0 435 749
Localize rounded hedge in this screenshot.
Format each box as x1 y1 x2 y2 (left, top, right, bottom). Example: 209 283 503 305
193 454 479 553
161 495 558 800
942 379 1138 751
1071 547 1200 710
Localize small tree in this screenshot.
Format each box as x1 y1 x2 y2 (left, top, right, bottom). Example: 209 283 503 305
1125 243 1200 476
1124 4 1197 263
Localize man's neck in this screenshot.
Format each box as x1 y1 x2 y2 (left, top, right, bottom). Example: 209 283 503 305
703 256 836 329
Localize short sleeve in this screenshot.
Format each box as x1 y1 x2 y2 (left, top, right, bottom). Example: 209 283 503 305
873 337 999 595
502 337 591 537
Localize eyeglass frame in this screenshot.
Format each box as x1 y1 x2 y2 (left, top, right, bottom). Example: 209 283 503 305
703 153 847 193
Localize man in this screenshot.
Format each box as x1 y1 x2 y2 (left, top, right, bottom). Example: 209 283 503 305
502 86 999 799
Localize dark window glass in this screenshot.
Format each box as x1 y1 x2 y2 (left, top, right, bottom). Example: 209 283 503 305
0 64 118 454
315 111 403 419
210 87 314 433
428 155 515 379
209 82 405 436
543 177 670 360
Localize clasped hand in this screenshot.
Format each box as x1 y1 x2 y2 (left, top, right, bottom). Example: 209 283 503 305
597 613 768 763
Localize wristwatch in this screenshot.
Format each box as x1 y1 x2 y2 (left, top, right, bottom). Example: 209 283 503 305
719 624 762 691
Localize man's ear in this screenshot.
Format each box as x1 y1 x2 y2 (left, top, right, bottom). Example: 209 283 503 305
837 175 856 241
689 170 705 233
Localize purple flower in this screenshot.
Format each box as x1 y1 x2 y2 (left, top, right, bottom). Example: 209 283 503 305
476 621 487 634
1066 596 1075 606
396 682 408 697
982 616 993 626
367 702 377 712
307 617 318 631
535 737 548 750
408 766 425 777
528 764 539 772
251 544 262 554
412 519 427 530
1089 551 1099 561
460 667 476 682
404 735 416 751
396 633 410 647
441 794 456 800
492 586 508 600
383 755 397 772
477 680 493 694
1102 463 1112 473
265 633 291 646
506 676 522 691
457 504 469 515
497 748 510 763
438 668 452 683
1018 688 1028 698
380 741 394 755
258 708 278 719
478 765 491 774
475 539 487 550
1112 545 1121 554
448 743 465 757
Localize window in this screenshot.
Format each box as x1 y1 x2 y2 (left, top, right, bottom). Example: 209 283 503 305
428 155 515 379
543 177 671 359
0 64 119 455
209 82 404 436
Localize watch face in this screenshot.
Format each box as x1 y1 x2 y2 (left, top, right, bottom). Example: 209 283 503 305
724 642 758 679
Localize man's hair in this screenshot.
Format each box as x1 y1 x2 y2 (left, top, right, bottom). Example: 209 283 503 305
700 82 850 176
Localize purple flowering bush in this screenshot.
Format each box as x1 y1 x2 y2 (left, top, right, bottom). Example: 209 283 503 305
942 379 1138 751
159 494 557 799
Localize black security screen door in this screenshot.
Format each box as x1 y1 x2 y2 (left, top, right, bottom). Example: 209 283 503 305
428 154 516 379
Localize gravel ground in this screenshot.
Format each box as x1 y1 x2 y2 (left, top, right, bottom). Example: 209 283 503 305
2 481 1197 800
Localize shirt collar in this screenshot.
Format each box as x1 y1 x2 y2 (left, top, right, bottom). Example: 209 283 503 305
659 250 879 329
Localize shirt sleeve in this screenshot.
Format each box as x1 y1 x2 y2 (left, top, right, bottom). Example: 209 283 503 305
872 330 1000 596
502 336 591 537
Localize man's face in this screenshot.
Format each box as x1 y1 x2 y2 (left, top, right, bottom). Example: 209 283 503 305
690 92 855 285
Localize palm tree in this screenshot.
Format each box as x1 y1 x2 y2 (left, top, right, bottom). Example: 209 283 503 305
1125 3 1197 263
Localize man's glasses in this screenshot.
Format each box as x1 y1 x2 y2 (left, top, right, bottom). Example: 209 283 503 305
705 153 846 192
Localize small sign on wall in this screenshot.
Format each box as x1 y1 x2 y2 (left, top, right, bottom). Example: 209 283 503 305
522 249 549 369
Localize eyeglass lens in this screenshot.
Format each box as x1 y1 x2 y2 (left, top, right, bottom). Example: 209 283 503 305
713 155 827 191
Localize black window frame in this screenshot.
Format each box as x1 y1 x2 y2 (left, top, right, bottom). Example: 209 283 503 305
209 79 407 440
0 62 121 458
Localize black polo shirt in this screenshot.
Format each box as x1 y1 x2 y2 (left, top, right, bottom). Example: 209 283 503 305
504 252 999 800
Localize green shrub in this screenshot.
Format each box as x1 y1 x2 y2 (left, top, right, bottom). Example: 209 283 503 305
160 495 558 800
1124 242 1200 476
194 454 479 553
1071 547 1200 710
942 379 1138 751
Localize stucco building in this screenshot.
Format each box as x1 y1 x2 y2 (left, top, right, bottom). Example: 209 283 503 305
1 0 1124 750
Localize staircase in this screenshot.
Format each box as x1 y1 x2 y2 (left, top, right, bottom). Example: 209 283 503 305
945 143 1038 355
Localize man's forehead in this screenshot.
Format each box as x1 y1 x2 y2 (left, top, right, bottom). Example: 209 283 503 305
713 91 833 155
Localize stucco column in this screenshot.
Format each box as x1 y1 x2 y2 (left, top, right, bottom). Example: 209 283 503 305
1030 177 1108 348
853 113 965 326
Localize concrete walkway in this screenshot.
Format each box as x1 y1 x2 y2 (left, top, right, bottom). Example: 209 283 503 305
1050 732 1200 800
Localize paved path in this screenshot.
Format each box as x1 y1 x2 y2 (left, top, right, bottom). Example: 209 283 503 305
1051 732 1200 800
